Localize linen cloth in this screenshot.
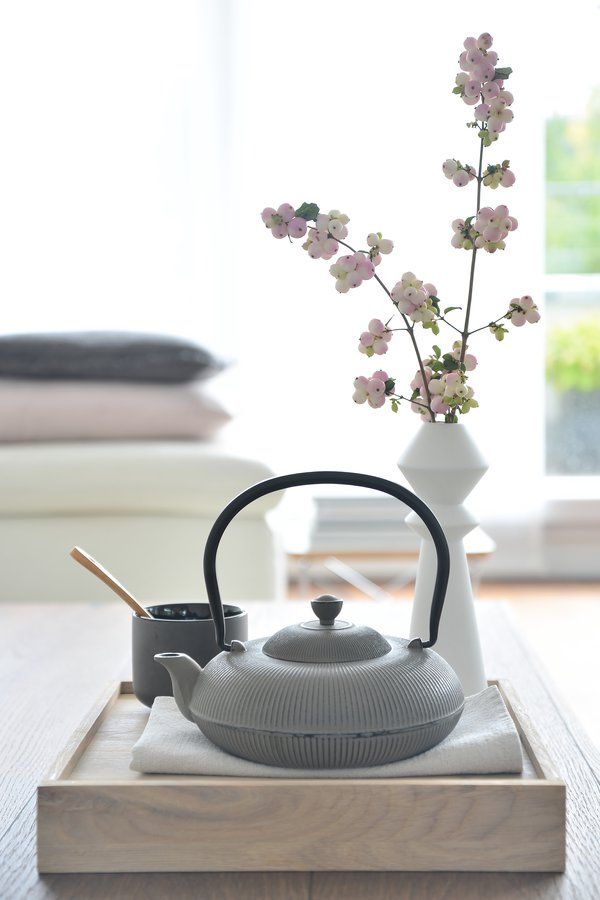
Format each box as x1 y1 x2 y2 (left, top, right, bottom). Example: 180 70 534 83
0 331 224 382
130 685 523 777
0 380 230 442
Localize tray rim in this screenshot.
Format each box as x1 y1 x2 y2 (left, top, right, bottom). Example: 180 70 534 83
37 678 566 874
40 678 564 788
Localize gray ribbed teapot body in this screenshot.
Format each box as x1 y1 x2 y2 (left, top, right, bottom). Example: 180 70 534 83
157 469 466 770
187 634 464 768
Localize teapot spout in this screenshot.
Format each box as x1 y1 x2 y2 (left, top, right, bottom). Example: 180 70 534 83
154 652 202 722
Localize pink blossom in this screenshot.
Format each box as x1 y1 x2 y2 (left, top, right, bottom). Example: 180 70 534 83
301 210 350 260
288 217 307 239
358 318 392 356
443 159 476 187
483 162 516 189
481 82 500 101
391 273 437 324
367 232 394 265
410 366 433 391
330 252 374 293
431 395 450 414
450 204 519 254
353 370 394 409
509 296 540 326
261 204 307 240
451 341 477 371
453 35 514 141
303 228 339 260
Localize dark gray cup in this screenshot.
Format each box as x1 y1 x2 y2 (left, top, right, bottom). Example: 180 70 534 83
132 603 248 707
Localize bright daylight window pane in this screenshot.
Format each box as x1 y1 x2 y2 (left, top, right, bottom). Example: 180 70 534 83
545 90 600 474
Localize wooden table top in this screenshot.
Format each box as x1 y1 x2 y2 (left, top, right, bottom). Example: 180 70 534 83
1 600 598 899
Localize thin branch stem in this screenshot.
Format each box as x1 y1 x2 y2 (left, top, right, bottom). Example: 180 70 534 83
436 315 463 334
459 135 485 365
395 394 430 410
468 313 508 336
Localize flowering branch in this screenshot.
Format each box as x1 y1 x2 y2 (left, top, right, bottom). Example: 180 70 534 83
459 135 485 365
260 31 540 424
322 236 435 419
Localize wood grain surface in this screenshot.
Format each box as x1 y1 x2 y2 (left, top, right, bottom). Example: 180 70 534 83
0 600 598 899
36 680 564 874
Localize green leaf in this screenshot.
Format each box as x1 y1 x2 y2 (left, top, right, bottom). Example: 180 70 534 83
452 86 463 95
295 202 319 221
432 323 440 335
384 378 396 393
443 305 462 314
390 400 399 413
365 346 374 358
493 66 512 81
411 388 420 401
432 344 441 358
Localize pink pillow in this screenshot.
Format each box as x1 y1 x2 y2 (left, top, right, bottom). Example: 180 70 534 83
0 380 230 442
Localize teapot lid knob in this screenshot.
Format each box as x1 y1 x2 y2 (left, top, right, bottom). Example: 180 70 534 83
263 593 391 661
311 595 344 627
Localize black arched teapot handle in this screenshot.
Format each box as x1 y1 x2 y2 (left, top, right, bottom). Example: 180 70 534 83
204 471 450 652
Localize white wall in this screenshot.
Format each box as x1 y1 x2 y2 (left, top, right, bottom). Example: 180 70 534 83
0 0 230 350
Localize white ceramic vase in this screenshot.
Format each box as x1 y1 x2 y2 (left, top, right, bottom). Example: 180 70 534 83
398 423 488 696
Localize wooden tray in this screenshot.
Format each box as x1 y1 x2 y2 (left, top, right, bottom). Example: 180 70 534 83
37 680 565 874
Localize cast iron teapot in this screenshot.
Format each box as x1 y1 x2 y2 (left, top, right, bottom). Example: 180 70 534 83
156 471 464 769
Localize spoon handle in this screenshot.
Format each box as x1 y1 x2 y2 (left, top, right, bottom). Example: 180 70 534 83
70 546 153 618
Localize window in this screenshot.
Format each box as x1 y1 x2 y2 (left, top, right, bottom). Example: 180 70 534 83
545 90 600 474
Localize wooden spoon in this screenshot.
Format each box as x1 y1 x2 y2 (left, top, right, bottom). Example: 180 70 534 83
70 546 154 618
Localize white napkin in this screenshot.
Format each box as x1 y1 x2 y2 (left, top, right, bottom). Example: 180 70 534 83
130 685 523 777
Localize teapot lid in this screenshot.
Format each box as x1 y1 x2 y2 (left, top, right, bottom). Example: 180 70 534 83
262 595 391 663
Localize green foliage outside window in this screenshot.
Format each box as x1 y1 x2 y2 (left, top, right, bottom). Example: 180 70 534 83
546 89 600 274
547 316 600 392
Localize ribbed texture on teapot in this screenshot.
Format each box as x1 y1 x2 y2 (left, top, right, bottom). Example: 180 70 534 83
190 636 464 736
262 622 392 663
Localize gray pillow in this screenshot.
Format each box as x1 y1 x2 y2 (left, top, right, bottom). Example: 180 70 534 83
0 331 225 383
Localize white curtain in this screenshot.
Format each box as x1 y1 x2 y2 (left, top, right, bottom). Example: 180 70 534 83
0 0 230 352
1 0 598 523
